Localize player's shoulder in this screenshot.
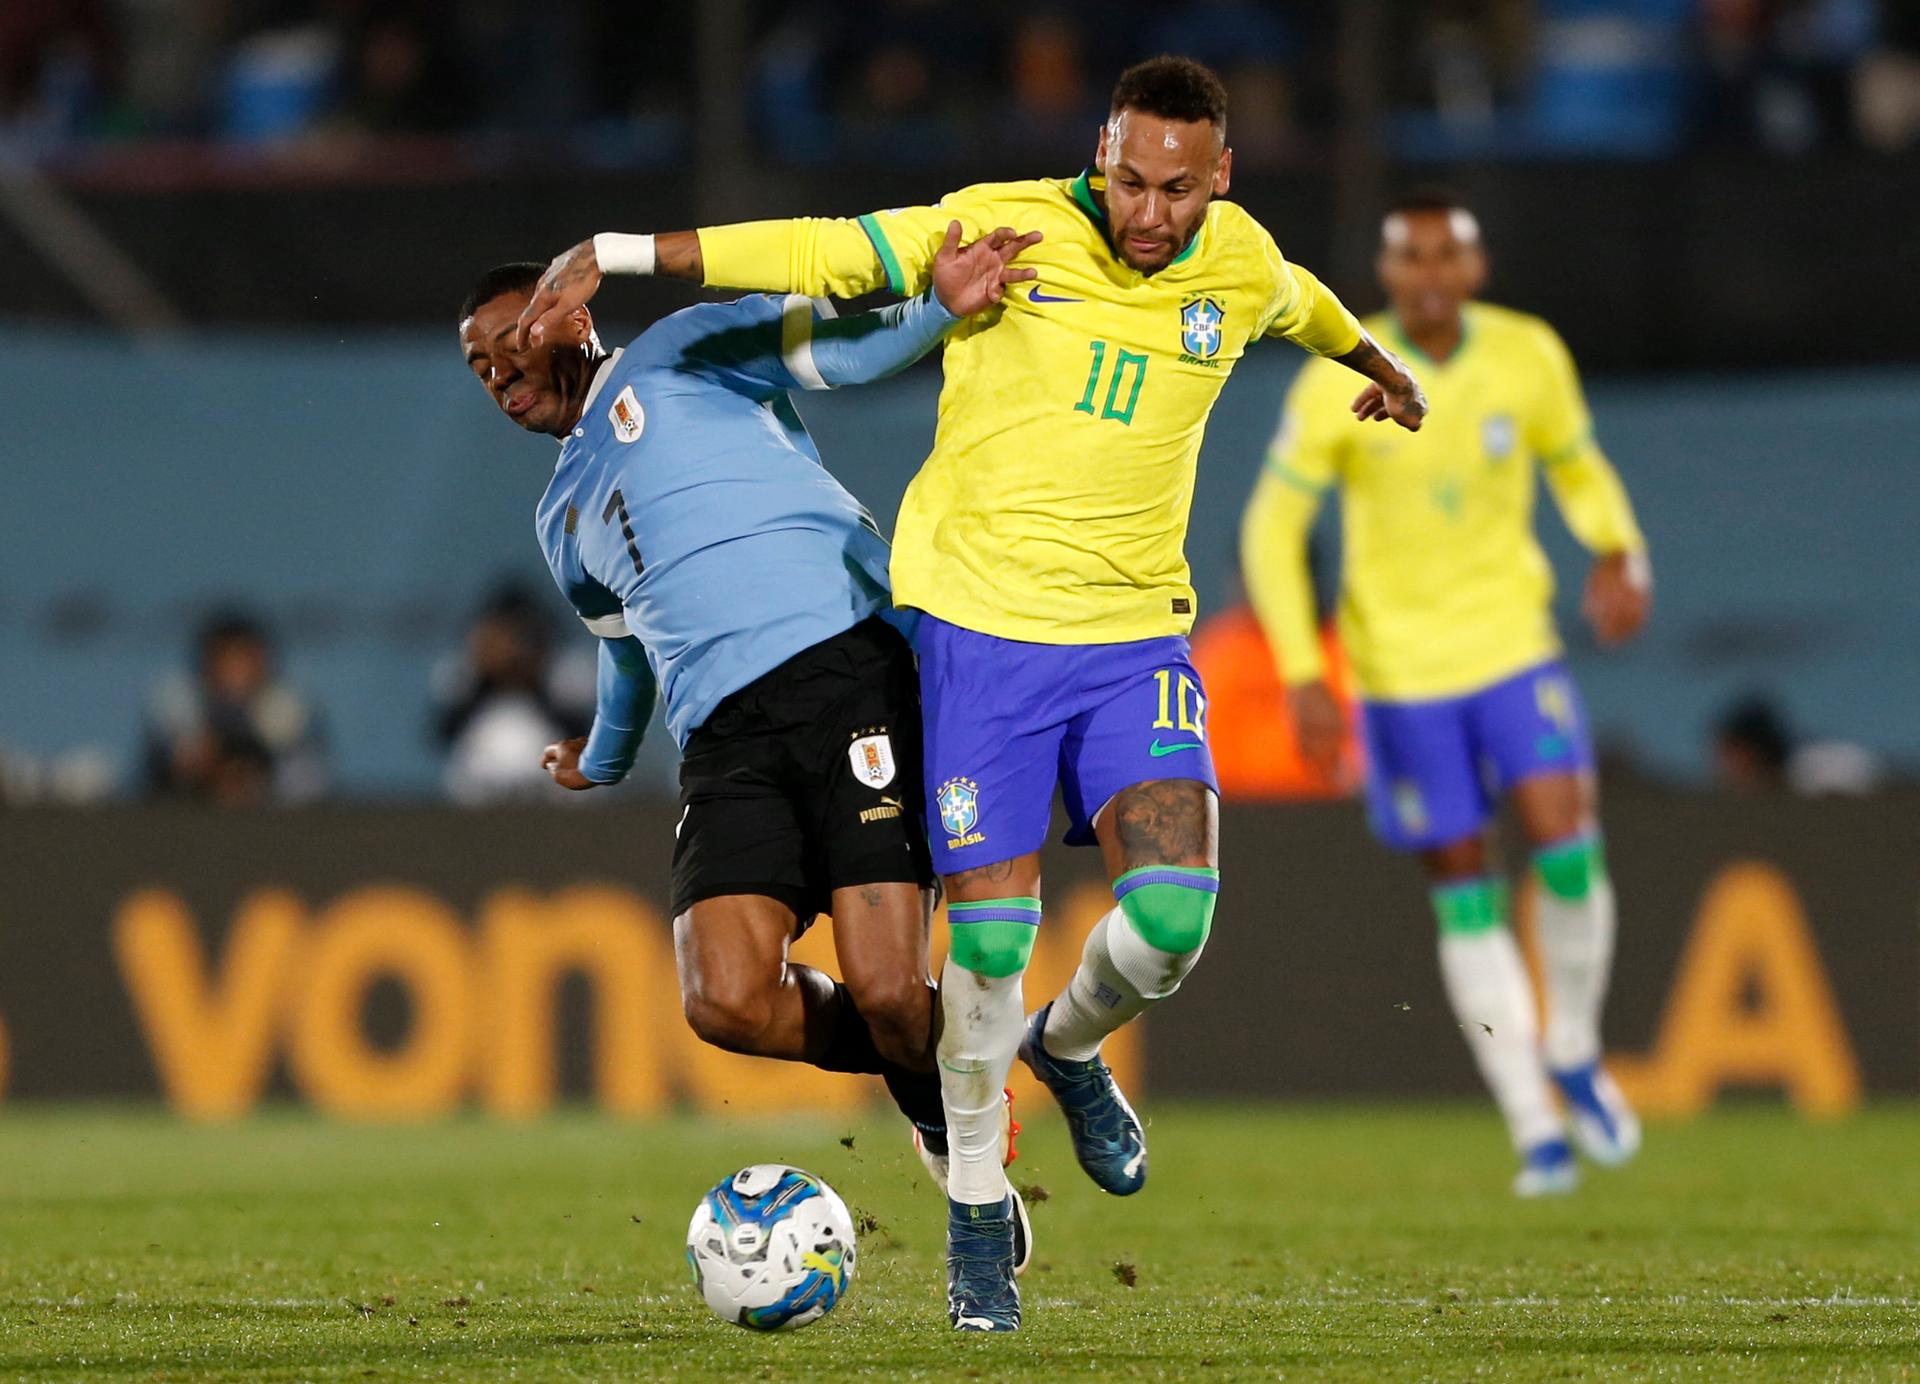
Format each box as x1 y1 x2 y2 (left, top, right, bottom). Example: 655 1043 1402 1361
633 295 780 354
625 295 787 384
1471 302 1573 362
939 174 1081 211
1204 196 1277 245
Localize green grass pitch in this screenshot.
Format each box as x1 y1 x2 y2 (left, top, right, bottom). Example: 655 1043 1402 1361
2 1102 1915 1381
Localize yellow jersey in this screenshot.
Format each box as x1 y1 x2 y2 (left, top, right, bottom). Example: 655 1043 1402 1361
696 172 1362 642
1242 303 1645 701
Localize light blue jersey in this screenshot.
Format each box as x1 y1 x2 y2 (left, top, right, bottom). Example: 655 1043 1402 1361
536 289 956 776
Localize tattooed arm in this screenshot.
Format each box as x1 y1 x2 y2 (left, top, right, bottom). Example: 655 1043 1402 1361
1335 329 1428 431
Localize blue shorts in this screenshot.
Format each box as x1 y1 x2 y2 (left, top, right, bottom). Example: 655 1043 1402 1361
1360 660 1593 853
912 613 1220 874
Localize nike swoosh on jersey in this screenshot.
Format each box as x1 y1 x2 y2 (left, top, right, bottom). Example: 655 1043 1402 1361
1148 739 1204 757
1028 288 1085 304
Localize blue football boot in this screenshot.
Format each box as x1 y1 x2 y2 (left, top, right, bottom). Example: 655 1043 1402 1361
1513 1137 1579 1198
946 1194 1020 1331
1018 1003 1147 1196
1551 1060 1643 1167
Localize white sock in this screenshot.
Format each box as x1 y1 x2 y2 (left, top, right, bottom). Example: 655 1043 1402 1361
1041 906 1155 1061
1438 927 1563 1151
1536 872 1617 1071
936 955 1024 1205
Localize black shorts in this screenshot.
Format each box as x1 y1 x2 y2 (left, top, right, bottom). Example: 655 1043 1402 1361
671 617 934 926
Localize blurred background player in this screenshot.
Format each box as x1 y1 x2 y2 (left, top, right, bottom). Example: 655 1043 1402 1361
457 224 1036 1262
1241 189 1649 1197
515 54 1428 1331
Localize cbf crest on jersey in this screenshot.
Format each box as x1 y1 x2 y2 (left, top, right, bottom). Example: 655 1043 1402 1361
936 777 979 837
846 732 896 789
1481 412 1516 461
1179 296 1225 360
610 385 646 443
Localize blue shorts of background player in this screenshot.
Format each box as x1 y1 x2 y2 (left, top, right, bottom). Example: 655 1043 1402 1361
912 613 1221 871
1359 659 1593 853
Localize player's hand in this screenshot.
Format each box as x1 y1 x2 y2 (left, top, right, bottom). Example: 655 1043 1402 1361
1350 373 1429 432
541 736 601 791
517 239 602 350
1289 679 1346 780
929 221 1043 317
1583 551 1650 647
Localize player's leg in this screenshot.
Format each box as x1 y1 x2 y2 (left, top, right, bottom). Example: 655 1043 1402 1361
1487 666 1640 1166
1363 692 1571 1196
1027 641 1221 1195
670 662 939 1122
672 892 847 1060
914 613 1064 1331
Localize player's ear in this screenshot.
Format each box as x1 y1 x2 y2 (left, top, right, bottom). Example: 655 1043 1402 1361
1094 120 1109 172
552 305 593 347
1465 246 1491 297
1213 145 1232 196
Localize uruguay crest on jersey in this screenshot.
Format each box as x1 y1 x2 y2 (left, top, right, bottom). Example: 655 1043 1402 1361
1180 296 1225 360
610 385 645 443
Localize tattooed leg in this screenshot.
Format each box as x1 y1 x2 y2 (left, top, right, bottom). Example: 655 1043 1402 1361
1037 780 1220 1062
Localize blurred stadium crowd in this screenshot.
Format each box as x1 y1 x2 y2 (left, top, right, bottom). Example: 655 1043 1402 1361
4 0 1919 167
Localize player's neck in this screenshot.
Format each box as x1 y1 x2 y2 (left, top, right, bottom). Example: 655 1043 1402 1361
1397 313 1467 367
552 349 611 436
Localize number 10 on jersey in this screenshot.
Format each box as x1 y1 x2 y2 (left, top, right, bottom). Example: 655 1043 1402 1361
1075 340 1147 425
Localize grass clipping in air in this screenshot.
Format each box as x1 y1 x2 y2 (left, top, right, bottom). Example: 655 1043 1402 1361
1 1103 1916 1381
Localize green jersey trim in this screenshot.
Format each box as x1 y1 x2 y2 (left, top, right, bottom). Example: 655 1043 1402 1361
858 213 908 296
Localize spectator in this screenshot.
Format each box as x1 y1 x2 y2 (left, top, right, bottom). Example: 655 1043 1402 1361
0 0 118 135
431 583 594 805
1711 692 1792 790
142 609 328 805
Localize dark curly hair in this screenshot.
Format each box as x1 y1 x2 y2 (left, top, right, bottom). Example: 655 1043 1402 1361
1109 55 1228 129
459 261 547 321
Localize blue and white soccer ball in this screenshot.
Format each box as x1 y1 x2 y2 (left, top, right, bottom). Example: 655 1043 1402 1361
685 1164 857 1331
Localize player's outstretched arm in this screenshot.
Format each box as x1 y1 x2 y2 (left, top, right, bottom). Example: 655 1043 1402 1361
545 634 656 791
801 223 1042 388
517 231 704 348
1338 331 1429 432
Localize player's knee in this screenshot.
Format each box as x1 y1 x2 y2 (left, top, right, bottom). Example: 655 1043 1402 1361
1431 876 1507 936
1534 834 1606 901
682 979 777 1055
945 901 1040 979
1111 867 1218 998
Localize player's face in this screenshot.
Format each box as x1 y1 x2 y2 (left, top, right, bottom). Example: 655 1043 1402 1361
1095 109 1230 275
460 290 589 437
1377 209 1488 337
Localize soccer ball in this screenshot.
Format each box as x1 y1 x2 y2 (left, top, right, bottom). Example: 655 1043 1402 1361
685 1164 857 1330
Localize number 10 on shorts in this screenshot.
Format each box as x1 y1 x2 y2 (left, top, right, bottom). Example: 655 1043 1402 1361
1152 669 1206 735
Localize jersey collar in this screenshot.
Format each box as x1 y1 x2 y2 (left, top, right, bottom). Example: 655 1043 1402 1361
1387 307 1473 370
1066 168 1204 272
580 347 624 415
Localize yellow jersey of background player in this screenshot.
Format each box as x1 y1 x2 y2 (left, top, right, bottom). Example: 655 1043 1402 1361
516 56 1429 1334
1242 189 1650 1200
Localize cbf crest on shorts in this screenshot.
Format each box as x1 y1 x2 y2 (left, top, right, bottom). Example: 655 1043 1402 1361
936 777 979 837
846 731 896 789
1179 296 1224 360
